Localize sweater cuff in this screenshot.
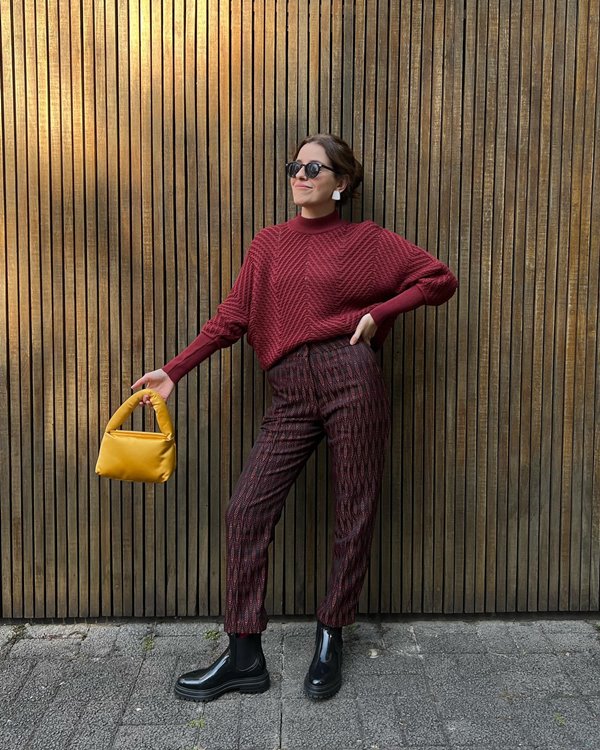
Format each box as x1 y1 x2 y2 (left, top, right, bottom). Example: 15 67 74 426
162 331 222 384
369 285 426 327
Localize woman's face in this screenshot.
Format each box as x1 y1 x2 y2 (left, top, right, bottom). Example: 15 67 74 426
290 143 347 217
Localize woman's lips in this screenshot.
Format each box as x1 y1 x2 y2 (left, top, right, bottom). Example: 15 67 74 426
294 185 312 190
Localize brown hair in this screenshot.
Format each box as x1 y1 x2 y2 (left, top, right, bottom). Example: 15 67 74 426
292 133 363 205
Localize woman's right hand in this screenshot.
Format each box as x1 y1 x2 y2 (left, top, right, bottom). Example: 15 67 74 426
131 369 175 406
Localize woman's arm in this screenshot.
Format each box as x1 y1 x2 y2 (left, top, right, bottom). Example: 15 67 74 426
368 228 458 350
376 228 459 306
161 246 256 384
368 285 426 327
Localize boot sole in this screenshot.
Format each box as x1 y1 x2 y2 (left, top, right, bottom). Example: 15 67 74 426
303 675 342 700
174 672 270 702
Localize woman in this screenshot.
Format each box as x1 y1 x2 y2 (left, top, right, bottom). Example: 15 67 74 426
132 133 458 702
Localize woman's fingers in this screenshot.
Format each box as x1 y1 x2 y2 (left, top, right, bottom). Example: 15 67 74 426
131 370 174 406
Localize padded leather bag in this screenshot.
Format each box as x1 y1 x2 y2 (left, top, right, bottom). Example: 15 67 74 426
95 388 176 483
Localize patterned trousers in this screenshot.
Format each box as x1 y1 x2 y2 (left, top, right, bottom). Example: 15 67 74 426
224 334 392 633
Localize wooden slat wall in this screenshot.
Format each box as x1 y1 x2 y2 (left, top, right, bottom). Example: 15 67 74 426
1 0 599 619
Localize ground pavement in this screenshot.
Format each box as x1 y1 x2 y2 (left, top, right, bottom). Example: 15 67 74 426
1 615 599 749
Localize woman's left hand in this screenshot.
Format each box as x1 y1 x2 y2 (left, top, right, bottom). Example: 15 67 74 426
349 313 378 345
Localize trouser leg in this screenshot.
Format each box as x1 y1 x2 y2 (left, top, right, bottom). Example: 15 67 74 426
315 341 392 627
224 357 323 633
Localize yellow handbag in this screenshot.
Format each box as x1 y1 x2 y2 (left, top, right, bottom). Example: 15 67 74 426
95 388 176 483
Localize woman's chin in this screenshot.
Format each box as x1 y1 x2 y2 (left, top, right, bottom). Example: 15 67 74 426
292 196 309 207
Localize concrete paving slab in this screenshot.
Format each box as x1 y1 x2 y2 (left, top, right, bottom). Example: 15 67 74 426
487 653 577 696
505 622 556 653
282 697 363 749
112 725 198 749
0 657 34 703
80 623 119 657
358 697 406 748
513 695 600 748
7 636 82 659
394 693 447 745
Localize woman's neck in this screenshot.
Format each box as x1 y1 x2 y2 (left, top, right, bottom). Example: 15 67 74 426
288 208 344 234
300 202 337 219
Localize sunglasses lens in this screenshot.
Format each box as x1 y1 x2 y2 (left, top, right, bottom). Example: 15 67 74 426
305 162 320 178
287 162 301 178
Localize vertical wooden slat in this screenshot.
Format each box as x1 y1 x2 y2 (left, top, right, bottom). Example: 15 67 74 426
13 0 32 619
567 0 590 611
591 48 600 600
497 0 524 612
0 0 18 619
102 0 121 618
116 0 132 616
578 0 599 611
427 0 446 615
173 0 187 616
457 0 476 614
207 0 221 618
0 2 7 613
92 0 111 618
144 2 163 616
330 0 342 137
56 0 79 617
466 2 489 612
160 0 176 617
184 0 199 617
432 2 463 612
48 0 67 618
319 0 331 134
410 0 432 616
537 0 558 613
486 0 509 612
516 0 534 613
191 0 211 614
196 0 210 616
127 0 145 618
547 0 568 612
558 0 578 611
35 0 56 619
24 0 44 618
218 0 232 622
70 4 89 617
473 0 493 614
387 0 402 615
528 0 547 613
138 0 155 617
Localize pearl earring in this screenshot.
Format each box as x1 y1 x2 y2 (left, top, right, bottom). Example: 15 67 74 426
332 189 342 201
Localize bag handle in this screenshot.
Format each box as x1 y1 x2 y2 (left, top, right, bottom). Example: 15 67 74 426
105 389 175 440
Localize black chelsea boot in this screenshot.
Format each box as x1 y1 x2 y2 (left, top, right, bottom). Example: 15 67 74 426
304 619 343 699
174 632 270 701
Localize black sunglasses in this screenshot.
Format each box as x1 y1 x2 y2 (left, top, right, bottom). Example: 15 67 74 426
285 160 338 179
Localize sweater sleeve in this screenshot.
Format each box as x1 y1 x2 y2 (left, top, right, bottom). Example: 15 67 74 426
371 228 458 315
161 246 255 384
368 285 426 327
368 229 458 351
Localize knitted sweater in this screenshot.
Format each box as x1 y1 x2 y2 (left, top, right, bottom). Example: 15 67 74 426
162 209 458 382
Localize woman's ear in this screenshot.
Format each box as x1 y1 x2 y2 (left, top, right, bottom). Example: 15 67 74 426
337 176 350 194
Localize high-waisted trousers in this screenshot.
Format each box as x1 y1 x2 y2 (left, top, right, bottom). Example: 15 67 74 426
224 334 392 633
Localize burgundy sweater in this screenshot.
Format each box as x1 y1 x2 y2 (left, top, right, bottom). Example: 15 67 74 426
162 209 458 382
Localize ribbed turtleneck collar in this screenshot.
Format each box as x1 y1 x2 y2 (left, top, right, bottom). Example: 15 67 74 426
287 209 345 234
